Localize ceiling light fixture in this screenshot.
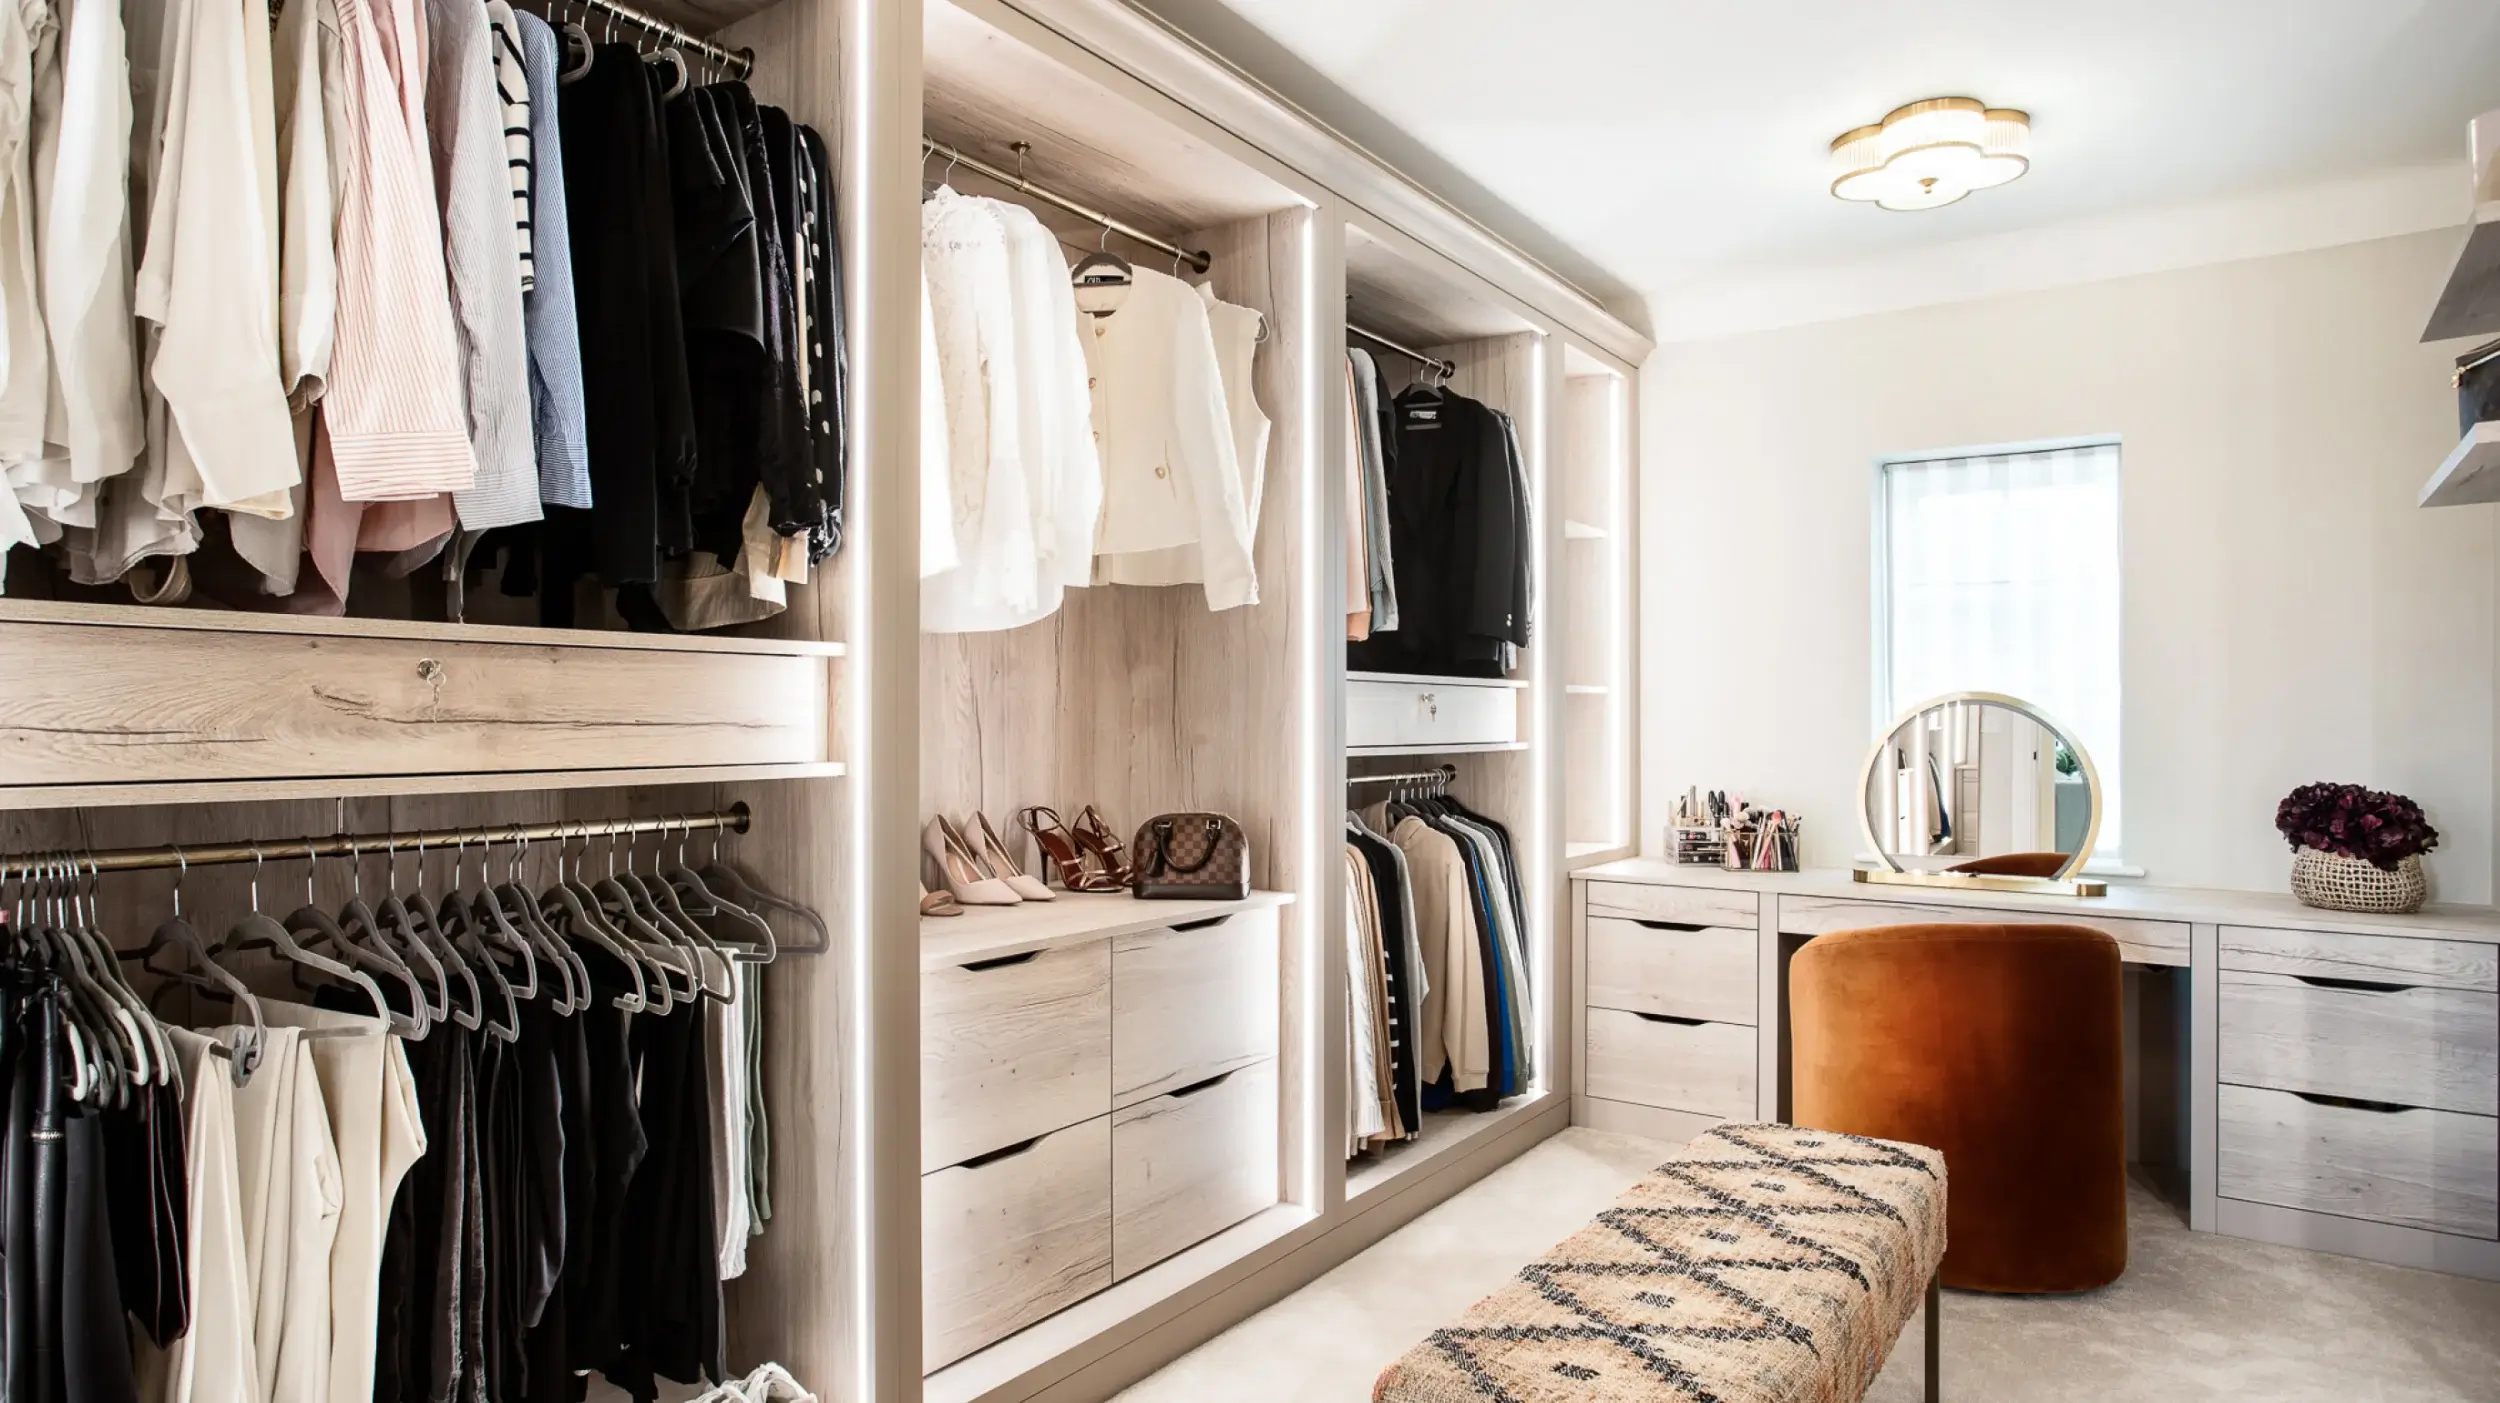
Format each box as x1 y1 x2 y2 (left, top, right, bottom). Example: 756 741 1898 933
1830 97 2030 211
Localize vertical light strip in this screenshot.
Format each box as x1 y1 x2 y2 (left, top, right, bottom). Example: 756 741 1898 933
1295 212 1327 1204
1609 372 1630 847
1529 335 1554 1087
842 5 877 1396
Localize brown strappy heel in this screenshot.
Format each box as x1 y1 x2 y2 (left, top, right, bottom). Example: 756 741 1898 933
1020 807 1126 893
1070 806 1135 890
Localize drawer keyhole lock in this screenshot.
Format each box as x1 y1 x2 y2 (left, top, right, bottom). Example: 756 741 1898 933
1422 692 1438 720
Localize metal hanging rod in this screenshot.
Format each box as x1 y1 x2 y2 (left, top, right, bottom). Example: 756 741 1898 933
1348 764 1458 790
0 805 752 881
529 0 753 79
923 137 1213 275
1348 324 1455 381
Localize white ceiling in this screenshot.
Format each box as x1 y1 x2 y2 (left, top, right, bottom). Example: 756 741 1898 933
1153 0 2500 328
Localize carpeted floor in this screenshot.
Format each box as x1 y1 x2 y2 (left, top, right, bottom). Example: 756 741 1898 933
1111 1127 2500 1402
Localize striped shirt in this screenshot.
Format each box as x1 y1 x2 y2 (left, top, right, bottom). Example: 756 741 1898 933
485 1 532 292
325 0 479 501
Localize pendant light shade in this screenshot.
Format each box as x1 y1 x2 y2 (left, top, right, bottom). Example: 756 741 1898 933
1830 98 2031 211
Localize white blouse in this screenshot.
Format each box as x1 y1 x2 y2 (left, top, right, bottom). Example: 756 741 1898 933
1093 283 1266 589
919 186 1039 633
1080 265 1256 611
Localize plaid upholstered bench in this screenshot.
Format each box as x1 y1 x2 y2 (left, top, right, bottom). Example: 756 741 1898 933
1373 1123 1948 1403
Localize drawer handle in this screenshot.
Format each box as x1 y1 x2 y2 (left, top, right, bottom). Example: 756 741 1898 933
1171 915 1233 933
1632 919 1712 934
955 1136 1044 1169
2288 1091 2417 1115
960 951 1041 973
2291 974 2417 995
1631 1012 1709 1028
1168 1069 1237 1099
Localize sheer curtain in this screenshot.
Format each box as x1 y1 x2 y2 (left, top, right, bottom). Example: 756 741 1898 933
1882 442 2123 853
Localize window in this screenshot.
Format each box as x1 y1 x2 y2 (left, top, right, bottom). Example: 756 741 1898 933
1877 440 2123 855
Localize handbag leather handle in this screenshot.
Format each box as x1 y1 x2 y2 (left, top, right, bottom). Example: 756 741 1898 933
1148 819 1226 875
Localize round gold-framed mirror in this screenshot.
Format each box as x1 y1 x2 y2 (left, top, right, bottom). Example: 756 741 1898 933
1856 691 2105 895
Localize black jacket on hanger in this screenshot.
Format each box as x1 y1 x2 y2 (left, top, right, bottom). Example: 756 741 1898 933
1346 387 1530 679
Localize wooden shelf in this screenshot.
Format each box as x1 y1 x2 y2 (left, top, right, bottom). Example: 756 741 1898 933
1563 519 1608 541
1347 740 1531 758
2421 421 2500 507
0 597 846 655
1348 1091 1555 1199
920 889 1295 972
0 762 848 813
2424 202 2500 343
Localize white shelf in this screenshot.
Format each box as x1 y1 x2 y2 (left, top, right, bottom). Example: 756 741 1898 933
1347 740 1531 758
2421 421 2500 507
1564 684 1610 696
1348 670 1528 689
2424 201 2500 342
1563 519 1608 541
919 888 1294 971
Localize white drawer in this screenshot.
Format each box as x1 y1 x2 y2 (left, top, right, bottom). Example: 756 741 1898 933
1584 1006 1757 1119
2218 1084 2496 1239
921 1115 1114 1369
2221 970 2497 1116
2221 926 2498 994
1778 895 2189 968
922 940 1111 1173
1111 1059 1279 1280
1112 909 1280 1109
1584 916 1757 1026
1583 881 1757 929
1346 672 1518 750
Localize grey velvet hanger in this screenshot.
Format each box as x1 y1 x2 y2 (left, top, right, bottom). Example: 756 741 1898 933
589 823 698 1008
288 843 426 1038
216 848 394 1026
124 849 265 1086
382 835 481 1033
493 832 584 1016
341 835 449 1027
542 824 651 1013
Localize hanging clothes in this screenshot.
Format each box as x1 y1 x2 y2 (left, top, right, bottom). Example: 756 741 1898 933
512 9 589 512
1081 264 1254 611
1092 283 1265 588
137 1028 261 1403
1344 384 1531 679
1342 356 1370 641
918 186 1036 632
1347 349 1396 631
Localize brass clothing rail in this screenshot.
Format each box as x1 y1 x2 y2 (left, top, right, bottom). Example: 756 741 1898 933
526 0 753 79
1348 324 1456 380
1348 765 1457 790
923 137 1214 274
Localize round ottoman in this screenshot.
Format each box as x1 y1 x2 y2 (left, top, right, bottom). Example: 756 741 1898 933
1790 922 2127 1293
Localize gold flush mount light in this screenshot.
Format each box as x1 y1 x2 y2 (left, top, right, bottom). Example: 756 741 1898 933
1830 97 2030 211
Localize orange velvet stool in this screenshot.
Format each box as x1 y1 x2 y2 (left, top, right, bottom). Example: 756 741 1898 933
1790 922 2127 1293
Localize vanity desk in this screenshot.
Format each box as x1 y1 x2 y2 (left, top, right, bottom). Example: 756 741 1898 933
1568 860 2500 1281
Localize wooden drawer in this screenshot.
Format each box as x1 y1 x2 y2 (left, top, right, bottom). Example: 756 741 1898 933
2222 926 2498 994
1112 908 1280 1109
2221 970 2498 1116
1111 1059 1279 1280
2218 1084 2497 1239
1346 673 1518 750
922 1115 1113 1369
0 610 831 793
1584 916 1756 1026
1584 1006 1756 1118
923 940 1111 1172
1778 895 2189 967
1583 881 1757 930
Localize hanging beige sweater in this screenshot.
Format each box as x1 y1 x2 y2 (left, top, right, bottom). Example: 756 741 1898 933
1394 815 1488 1093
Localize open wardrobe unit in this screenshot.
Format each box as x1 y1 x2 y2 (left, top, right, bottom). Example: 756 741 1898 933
0 0 1643 1398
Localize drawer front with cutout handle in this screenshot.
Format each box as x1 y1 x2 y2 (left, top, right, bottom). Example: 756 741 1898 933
1585 915 1757 1026
922 938 1112 1172
922 1115 1113 1368
1110 1059 1280 1279
1112 909 1280 1108
2218 1084 2497 1238
2220 969 2497 1115
1583 1006 1757 1118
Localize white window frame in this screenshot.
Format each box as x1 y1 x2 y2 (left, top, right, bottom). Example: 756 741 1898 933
1869 435 2140 876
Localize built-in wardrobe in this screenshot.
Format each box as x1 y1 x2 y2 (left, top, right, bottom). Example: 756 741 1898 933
0 0 1644 1401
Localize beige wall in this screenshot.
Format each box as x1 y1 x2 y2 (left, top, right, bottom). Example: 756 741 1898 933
1640 229 2499 901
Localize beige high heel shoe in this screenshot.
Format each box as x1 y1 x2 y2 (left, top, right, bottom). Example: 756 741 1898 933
924 816 1021 906
972 813 1055 902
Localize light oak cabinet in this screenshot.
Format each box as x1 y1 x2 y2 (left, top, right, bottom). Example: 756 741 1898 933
921 913 1283 1368
1584 1007 1757 1119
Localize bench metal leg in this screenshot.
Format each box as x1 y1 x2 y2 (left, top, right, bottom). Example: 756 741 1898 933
1924 1273 1940 1403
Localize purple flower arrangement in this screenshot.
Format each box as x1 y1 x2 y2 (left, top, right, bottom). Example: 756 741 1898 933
2274 782 2439 872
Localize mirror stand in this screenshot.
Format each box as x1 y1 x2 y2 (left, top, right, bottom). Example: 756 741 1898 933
1852 868 2108 898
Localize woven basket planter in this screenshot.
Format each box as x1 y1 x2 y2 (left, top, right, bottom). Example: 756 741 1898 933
2289 847 2427 915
